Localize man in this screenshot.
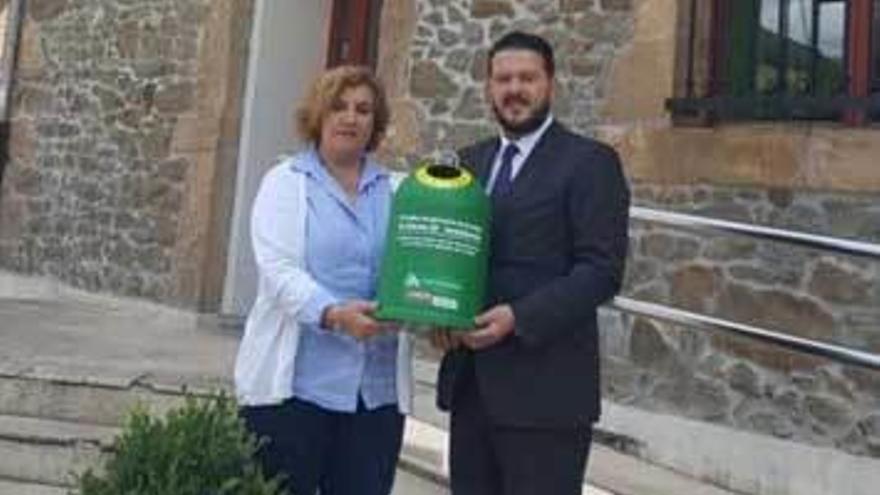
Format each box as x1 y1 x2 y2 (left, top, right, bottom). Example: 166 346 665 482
431 31 630 495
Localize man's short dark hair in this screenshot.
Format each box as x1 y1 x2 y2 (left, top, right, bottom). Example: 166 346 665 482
488 31 555 77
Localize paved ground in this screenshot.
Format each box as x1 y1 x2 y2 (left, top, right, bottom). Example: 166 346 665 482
0 272 737 495
393 469 448 495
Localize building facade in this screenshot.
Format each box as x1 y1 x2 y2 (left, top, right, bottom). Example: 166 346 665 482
0 1 877 493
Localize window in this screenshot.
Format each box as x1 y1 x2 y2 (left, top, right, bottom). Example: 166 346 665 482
326 0 384 69
668 0 880 124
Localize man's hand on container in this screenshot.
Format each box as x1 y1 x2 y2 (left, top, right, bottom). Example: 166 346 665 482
461 304 515 350
430 328 464 351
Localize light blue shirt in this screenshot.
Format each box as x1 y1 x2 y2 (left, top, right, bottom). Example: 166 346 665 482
291 148 398 412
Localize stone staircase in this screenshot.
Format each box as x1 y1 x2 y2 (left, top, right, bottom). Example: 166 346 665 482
0 367 216 493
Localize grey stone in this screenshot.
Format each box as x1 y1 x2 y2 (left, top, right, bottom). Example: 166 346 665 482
703 238 757 261
629 282 667 303
858 413 880 447
804 395 855 431
717 283 835 347
816 368 856 402
695 203 754 223
446 122 494 150
443 48 471 72
153 81 195 114
453 88 487 120
29 0 70 22
568 56 604 78
629 318 674 370
471 0 515 18
601 356 646 403
808 257 875 305
447 4 467 24
410 61 459 99
622 258 660 290
601 0 633 10
727 362 761 397
463 23 485 46
470 49 488 82
727 263 802 288
157 158 189 182
747 412 796 439
639 231 701 262
424 12 444 26
437 28 459 47
691 378 731 422
670 264 721 312
560 0 592 12
767 188 793 209
767 204 828 233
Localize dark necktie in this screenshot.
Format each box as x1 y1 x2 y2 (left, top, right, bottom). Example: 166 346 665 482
492 143 519 198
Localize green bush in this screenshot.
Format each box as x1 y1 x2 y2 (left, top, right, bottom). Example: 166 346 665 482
75 394 285 495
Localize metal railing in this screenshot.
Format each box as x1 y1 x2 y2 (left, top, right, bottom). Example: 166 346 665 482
612 206 880 371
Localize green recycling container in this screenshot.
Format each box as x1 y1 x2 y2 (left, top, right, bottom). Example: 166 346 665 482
376 162 490 330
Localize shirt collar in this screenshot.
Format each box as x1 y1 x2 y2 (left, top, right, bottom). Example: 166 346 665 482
291 146 388 191
499 113 554 157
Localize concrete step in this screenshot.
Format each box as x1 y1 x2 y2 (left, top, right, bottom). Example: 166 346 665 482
0 369 224 427
0 414 116 487
0 479 67 495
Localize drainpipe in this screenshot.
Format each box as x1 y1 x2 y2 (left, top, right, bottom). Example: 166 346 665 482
0 0 25 184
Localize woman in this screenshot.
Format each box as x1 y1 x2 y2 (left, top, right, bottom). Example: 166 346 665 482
234 66 411 495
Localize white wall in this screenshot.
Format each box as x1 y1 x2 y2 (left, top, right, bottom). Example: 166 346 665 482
222 0 332 315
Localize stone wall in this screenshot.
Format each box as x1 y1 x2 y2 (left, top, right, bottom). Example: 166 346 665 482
604 184 880 457
381 0 635 165
0 0 252 309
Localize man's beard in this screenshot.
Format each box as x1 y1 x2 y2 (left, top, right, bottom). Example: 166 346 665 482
492 97 551 137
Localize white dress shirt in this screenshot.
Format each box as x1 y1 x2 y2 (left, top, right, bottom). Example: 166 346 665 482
486 114 555 194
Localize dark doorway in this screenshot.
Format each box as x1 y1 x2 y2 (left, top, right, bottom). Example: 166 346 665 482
326 0 384 68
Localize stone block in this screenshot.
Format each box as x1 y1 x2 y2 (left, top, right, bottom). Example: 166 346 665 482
410 61 459 99
804 394 855 432
28 0 69 22
154 82 196 114
629 318 675 370
746 411 796 439
601 355 646 403
453 87 487 120
704 238 757 261
560 0 592 13
727 362 761 397
713 284 833 371
670 263 721 312
471 0 515 18
638 231 700 261
470 49 488 82
622 257 660 289
808 257 875 305
601 0 633 11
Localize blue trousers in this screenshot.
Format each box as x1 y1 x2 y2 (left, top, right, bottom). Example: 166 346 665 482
241 397 404 495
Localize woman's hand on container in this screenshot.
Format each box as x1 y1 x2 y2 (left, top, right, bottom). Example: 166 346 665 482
324 301 383 339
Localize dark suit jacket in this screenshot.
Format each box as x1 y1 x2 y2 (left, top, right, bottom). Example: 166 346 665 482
436 121 630 428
